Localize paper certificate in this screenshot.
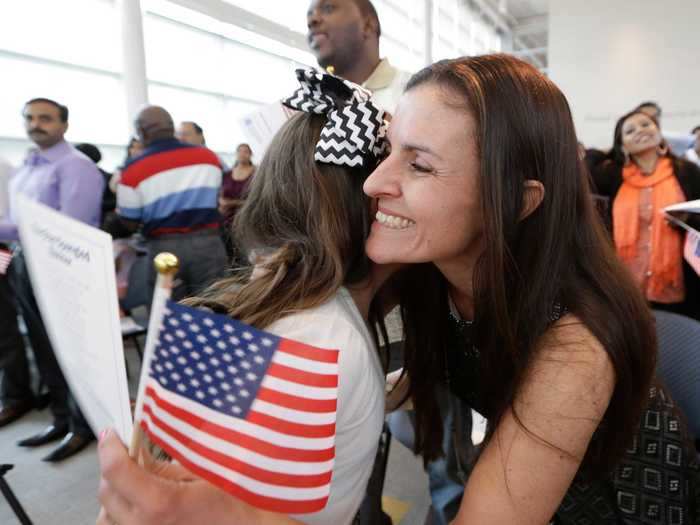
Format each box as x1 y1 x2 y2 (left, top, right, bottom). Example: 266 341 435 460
238 101 297 158
16 196 133 443
664 199 700 215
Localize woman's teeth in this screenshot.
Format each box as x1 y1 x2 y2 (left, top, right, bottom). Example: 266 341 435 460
376 211 415 230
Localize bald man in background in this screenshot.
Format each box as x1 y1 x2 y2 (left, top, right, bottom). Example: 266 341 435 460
117 106 227 304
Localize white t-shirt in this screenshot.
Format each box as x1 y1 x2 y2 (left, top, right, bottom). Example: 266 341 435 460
362 58 412 116
265 287 385 525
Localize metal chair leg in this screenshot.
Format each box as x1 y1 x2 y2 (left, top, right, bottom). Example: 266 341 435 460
0 465 33 525
131 334 144 362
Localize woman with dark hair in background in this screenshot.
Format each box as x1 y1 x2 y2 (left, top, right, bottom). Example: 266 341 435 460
108 136 144 195
368 55 698 523
593 110 700 320
220 143 256 263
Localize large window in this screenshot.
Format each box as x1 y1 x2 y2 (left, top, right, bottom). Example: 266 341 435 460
223 0 309 34
432 0 502 62
0 0 127 168
142 0 313 160
375 0 427 73
0 0 502 170
0 0 121 73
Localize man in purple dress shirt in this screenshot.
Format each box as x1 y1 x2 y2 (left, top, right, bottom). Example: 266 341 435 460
0 98 103 462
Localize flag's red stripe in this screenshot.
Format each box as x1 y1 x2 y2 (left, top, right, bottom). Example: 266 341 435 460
142 407 332 487
150 222 219 236
257 387 337 413
246 411 335 438
267 363 338 388
140 421 329 514
145 386 335 461
278 339 339 364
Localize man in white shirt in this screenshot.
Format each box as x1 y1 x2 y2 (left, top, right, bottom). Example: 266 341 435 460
305 5 409 522
306 0 411 115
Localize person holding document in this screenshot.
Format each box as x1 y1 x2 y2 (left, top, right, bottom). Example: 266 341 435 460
593 109 700 320
0 98 103 461
98 69 396 524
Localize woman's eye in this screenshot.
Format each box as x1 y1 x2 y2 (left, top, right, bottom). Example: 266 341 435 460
410 162 433 174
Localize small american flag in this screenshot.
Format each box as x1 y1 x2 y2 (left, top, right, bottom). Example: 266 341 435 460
140 299 339 514
0 248 12 275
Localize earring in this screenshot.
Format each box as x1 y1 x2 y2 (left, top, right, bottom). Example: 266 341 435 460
622 149 630 165
657 143 669 157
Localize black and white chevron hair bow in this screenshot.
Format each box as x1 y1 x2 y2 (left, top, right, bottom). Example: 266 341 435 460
282 68 388 168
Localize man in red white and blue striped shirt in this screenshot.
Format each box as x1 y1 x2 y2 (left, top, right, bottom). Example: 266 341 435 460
117 106 227 302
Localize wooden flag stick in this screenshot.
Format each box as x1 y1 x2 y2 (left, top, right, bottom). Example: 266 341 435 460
128 252 179 459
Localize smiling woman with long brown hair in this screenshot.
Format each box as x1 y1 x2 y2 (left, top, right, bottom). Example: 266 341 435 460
367 54 699 524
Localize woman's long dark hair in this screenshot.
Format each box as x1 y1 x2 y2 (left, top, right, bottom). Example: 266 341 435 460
186 112 390 368
399 55 656 477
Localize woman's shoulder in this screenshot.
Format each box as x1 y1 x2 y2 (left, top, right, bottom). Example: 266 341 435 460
265 290 375 361
674 155 700 180
510 314 615 458
525 314 615 414
538 314 613 373
590 159 623 195
668 156 700 200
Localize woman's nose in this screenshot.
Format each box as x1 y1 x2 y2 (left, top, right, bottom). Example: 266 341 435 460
364 159 401 198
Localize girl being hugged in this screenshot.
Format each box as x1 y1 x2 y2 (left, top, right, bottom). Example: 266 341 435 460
97 69 394 525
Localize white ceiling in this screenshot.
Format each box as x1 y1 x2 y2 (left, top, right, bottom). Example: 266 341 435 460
484 0 549 69
502 0 548 20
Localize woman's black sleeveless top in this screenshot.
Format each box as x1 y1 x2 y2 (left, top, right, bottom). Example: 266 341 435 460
442 306 699 524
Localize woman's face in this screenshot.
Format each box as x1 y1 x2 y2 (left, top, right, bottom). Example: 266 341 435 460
363 84 483 267
128 139 143 159
236 145 252 164
621 113 662 156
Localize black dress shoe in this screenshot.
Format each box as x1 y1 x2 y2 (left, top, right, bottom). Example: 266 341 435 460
17 423 69 447
0 399 34 428
42 432 94 462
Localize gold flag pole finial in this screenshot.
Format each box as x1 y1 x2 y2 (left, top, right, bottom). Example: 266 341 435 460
129 252 180 460
326 65 335 75
153 252 179 275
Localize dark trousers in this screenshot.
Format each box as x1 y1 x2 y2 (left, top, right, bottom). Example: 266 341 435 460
0 267 31 404
146 229 228 304
8 252 91 436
